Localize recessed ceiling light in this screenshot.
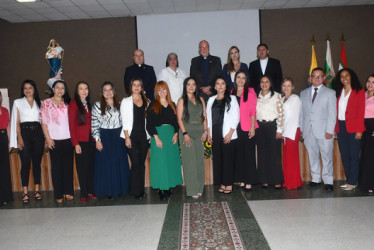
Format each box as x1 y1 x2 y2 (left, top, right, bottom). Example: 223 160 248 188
17 0 40 2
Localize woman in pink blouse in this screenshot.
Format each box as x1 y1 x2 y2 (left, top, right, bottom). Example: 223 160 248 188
231 70 258 191
40 80 73 204
358 73 374 193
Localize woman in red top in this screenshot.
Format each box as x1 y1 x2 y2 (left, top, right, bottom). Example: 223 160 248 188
68 82 97 203
0 91 13 206
334 68 365 191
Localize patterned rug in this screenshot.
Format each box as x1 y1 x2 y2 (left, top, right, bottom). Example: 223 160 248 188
180 201 244 250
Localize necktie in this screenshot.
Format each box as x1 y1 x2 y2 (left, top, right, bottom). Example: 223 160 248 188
312 88 318 104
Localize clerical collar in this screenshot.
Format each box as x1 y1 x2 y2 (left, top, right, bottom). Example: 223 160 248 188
202 55 210 60
135 63 144 67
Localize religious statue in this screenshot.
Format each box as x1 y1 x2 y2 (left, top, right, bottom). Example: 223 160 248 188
46 39 64 88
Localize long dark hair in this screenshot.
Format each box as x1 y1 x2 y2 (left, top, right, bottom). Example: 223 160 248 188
258 75 275 97
215 77 231 112
100 81 120 116
51 80 71 104
232 70 250 102
128 77 148 117
20 79 41 108
181 77 203 123
73 81 92 125
334 68 362 98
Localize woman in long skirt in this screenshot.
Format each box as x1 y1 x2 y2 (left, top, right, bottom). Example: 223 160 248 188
177 77 207 198
92 82 130 199
147 81 183 201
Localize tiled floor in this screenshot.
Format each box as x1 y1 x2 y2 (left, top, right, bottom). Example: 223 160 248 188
1 182 373 250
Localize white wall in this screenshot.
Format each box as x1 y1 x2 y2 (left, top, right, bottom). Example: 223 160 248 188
137 9 260 77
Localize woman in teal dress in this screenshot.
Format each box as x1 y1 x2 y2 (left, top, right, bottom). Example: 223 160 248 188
177 77 207 198
146 81 183 201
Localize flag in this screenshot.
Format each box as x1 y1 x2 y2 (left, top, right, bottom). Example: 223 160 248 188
324 40 335 88
308 44 318 87
338 40 347 70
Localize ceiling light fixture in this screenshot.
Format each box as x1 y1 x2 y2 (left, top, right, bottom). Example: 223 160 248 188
17 0 40 3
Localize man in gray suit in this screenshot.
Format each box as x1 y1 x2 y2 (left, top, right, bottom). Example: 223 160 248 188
300 67 337 191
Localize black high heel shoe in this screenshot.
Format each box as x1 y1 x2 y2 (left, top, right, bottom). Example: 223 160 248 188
158 190 167 201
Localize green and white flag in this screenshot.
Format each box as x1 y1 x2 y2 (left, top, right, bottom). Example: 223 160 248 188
324 40 335 88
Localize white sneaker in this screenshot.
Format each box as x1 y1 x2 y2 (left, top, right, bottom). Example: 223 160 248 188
340 184 347 188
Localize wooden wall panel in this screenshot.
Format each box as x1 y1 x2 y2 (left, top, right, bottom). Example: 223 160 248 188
9 140 345 191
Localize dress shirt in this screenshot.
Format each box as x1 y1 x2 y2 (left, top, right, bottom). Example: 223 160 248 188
157 67 187 103
257 91 283 133
365 92 374 118
310 84 322 100
338 89 351 120
282 94 301 140
10 97 41 148
260 58 268 75
91 101 122 141
39 98 70 140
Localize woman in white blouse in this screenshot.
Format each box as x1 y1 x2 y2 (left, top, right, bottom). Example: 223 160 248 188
256 75 284 189
92 82 130 199
10 80 44 203
157 53 187 103
120 78 150 200
280 77 303 189
206 77 239 194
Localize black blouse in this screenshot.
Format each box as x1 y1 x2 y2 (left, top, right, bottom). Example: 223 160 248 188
132 103 146 136
146 101 179 136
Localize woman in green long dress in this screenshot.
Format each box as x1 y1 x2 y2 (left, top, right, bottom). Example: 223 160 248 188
146 81 183 201
177 77 207 198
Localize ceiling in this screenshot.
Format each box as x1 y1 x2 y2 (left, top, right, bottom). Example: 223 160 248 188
0 0 373 23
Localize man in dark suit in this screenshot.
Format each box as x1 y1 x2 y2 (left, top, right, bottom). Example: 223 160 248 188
124 49 156 100
249 43 283 94
190 40 222 101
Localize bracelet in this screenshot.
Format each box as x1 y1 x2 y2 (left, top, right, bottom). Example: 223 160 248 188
183 132 188 135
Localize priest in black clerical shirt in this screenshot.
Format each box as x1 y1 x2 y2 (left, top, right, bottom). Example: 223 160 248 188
124 49 157 101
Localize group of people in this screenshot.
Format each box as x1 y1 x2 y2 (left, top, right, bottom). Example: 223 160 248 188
0 40 373 206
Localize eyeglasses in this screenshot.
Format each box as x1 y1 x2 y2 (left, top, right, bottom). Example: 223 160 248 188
311 75 323 79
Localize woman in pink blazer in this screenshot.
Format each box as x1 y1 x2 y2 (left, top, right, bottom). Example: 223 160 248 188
231 70 258 191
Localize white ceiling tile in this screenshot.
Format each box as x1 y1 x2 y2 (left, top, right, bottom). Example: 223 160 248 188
103 4 129 11
262 0 288 9
33 7 63 15
2 16 28 23
328 0 351 6
0 3 27 10
84 10 111 18
107 9 131 17
64 11 90 19
43 12 70 20
347 0 370 4
44 0 76 7
197 0 220 11
11 8 38 15
0 10 14 17
173 0 196 12
71 0 99 5
98 0 123 4
123 0 148 3
22 1 51 9
305 0 331 7
126 2 152 15
282 0 310 8
54 6 82 13
241 0 264 9
22 14 50 22
79 4 105 11
219 0 245 10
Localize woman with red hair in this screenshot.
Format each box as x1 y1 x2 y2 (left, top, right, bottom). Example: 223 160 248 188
146 81 183 201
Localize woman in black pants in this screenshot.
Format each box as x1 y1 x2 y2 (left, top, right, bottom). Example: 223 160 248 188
10 80 44 203
68 82 97 203
40 80 73 204
120 78 150 200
